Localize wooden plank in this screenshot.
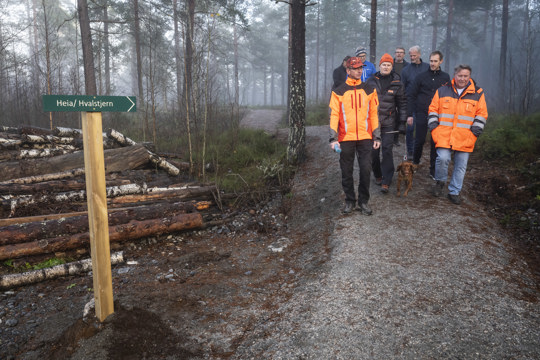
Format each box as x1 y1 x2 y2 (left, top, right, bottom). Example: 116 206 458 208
82 112 114 322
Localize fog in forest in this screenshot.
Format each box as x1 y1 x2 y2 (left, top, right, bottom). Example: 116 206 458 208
0 0 538 138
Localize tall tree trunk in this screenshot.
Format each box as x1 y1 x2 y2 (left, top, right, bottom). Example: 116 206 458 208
522 0 531 114
396 0 403 45
173 0 182 114
42 0 53 128
498 0 508 108
78 0 97 95
133 0 146 140
369 0 377 63
103 0 111 95
315 3 320 102
431 0 439 51
444 0 454 73
287 0 307 164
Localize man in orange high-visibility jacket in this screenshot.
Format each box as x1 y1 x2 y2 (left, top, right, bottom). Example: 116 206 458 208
329 56 381 215
428 64 488 205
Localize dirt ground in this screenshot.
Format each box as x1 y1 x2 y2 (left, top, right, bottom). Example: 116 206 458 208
1 109 539 359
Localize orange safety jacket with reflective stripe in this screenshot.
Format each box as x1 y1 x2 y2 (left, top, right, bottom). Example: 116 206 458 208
329 77 380 142
428 79 488 153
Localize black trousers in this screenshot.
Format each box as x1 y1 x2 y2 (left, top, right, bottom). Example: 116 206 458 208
372 130 395 186
339 140 373 205
413 112 437 175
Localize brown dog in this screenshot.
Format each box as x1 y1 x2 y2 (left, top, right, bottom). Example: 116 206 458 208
396 161 418 197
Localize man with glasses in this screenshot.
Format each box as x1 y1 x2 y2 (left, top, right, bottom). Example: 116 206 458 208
329 57 381 215
393 47 409 76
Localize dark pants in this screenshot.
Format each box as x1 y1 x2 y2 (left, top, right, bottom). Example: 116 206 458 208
406 113 415 156
413 112 436 175
339 140 373 205
372 130 395 186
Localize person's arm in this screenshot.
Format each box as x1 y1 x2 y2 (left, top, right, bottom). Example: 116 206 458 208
396 83 408 132
329 91 341 149
427 90 441 131
368 90 381 147
470 90 488 137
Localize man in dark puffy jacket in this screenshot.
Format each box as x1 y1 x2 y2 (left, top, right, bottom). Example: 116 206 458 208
367 53 407 194
407 50 450 179
332 55 351 91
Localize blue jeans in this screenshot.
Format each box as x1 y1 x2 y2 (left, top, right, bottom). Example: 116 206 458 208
434 148 470 195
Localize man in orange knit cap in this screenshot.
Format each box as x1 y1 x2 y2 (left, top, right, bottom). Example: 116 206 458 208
329 56 380 214
366 53 407 193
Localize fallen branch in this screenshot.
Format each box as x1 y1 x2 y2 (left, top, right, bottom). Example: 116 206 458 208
0 251 124 290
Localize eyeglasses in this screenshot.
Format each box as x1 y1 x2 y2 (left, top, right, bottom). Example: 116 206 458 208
395 51 405 54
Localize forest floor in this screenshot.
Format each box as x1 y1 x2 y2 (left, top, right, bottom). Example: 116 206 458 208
1 109 539 359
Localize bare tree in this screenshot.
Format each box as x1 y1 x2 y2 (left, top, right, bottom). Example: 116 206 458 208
498 0 508 108
432 0 439 51
277 0 315 164
444 0 454 73
369 0 377 63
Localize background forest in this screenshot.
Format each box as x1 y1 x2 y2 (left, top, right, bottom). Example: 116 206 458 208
0 0 539 164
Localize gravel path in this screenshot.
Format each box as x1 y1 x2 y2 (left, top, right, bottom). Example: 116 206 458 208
234 125 540 359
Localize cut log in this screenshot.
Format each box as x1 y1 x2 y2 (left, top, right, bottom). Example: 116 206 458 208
19 126 54 136
21 134 76 145
3 183 143 216
0 144 150 182
107 128 137 146
0 251 124 290
19 147 76 159
0 178 131 196
0 168 86 186
0 201 198 245
0 213 203 260
147 151 180 176
108 185 216 205
53 127 82 138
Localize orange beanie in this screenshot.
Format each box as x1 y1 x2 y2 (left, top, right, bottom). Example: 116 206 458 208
379 53 394 66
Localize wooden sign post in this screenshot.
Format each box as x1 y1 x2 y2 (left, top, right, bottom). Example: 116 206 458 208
43 95 136 321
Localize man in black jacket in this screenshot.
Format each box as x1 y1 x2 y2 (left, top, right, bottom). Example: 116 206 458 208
406 50 450 178
332 56 351 91
367 53 407 193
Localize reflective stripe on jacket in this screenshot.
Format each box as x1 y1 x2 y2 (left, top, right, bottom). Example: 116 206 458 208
428 79 488 152
329 77 380 142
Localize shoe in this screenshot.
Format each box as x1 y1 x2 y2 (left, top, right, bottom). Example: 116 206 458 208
375 177 382 185
447 193 461 205
342 202 354 214
357 203 373 215
432 181 444 197
381 184 389 194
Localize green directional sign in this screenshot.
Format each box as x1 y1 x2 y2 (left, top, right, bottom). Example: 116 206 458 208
43 95 136 112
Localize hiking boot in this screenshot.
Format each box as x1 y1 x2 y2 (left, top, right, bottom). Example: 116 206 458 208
381 184 389 194
342 202 354 214
375 177 383 185
432 181 444 197
447 193 461 205
357 203 373 215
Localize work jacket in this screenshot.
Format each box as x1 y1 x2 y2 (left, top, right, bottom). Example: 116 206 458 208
428 79 488 153
366 71 407 129
401 60 429 94
329 77 380 142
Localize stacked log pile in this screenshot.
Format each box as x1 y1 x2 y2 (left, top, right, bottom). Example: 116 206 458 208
0 125 216 262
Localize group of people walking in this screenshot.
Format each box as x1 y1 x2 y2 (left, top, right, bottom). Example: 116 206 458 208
329 45 488 214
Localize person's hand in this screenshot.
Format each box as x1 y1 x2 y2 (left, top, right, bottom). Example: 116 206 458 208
428 122 438 131
471 125 483 137
330 141 340 151
373 140 381 150
407 116 414 126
